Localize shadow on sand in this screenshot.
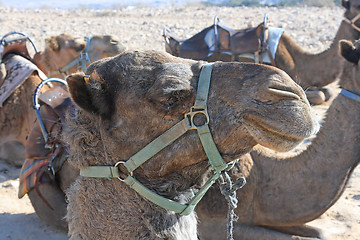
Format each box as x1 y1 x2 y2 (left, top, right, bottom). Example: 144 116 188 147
0 212 68 240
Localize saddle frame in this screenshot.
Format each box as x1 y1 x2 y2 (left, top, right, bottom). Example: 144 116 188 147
163 14 275 65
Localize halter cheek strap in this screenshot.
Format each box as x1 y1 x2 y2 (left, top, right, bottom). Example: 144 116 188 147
340 88 360 102
344 13 360 32
80 63 237 215
49 35 92 77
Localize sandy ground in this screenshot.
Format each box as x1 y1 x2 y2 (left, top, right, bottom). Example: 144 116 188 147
0 5 359 240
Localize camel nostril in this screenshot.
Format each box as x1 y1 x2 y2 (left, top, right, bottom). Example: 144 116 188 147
267 87 301 100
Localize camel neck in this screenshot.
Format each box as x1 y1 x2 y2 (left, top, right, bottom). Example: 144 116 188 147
250 93 360 225
277 20 358 89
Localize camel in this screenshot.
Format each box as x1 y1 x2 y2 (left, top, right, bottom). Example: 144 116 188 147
0 33 126 167
163 0 360 105
0 68 47 167
0 33 50 166
52 50 320 239
195 39 360 240
32 33 127 78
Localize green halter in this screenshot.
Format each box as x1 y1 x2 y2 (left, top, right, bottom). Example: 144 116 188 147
80 63 235 215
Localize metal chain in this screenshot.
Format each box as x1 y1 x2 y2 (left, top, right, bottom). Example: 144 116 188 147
218 171 246 240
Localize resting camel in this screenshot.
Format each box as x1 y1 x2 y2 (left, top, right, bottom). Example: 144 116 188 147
0 33 126 167
32 33 127 78
55 50 320 239
196 39 360 240
0 57 48 166
163 0 360 105
0 33 49 166
20 49 319 232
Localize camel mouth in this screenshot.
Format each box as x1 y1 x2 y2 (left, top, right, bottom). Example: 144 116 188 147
246 116 306 141
245 120 305 152
243 110 318 152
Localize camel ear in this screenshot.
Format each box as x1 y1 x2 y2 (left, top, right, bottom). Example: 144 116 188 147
340 40 360 64
342 0 350 9
72 38 86 52
66 72 113 118
146 63 192 108
45 36 59 51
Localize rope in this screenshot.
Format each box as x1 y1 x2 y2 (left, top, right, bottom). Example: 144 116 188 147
218 172 246 240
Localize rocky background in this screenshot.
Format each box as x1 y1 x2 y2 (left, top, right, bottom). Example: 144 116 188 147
0 5 359 240
0 6 343 53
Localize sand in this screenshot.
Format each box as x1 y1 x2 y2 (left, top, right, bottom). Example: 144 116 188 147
0 5 359 240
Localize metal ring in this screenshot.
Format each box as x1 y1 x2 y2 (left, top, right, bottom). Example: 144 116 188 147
114 161 133 182
186 107 210 129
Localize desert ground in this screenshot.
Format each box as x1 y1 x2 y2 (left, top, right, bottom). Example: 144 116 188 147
0 5 359 240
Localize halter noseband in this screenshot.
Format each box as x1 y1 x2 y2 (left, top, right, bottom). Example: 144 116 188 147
49 35 92 77
80 63 238 215
340 88 360 102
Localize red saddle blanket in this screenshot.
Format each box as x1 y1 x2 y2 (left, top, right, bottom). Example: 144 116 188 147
18 152 66 198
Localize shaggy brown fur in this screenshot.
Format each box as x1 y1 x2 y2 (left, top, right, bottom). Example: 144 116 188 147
62 50 319 239
25 33 127 225
196 39 360 240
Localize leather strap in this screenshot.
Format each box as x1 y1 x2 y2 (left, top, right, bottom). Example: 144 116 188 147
124 118 190 173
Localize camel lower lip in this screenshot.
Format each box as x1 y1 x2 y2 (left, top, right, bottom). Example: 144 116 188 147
246 117 304 142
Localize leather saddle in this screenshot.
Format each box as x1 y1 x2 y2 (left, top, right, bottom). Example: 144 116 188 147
163 14 273 64
18 86 73 198
0 32 38 61
0 32 40 86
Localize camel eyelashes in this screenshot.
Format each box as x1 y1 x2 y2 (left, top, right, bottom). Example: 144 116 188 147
83 75 90 83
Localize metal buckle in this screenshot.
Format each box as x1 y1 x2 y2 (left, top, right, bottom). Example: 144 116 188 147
48 164 55 176
184 106 209 130
114 161 133 182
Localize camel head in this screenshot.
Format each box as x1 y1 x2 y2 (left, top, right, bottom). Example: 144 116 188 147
33 34 127 77
64 50 318 178
340 39 360 92
87 35 127 61
340 39 360 64
33 33 86 75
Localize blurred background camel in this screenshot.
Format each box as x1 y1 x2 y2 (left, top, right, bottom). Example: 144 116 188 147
0 33 126 167
32 33 127 78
